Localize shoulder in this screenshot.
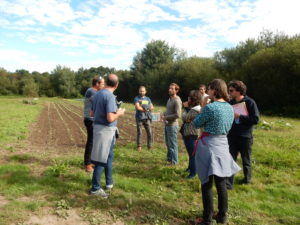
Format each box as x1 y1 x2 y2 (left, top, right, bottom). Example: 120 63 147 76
99 89 113 99
85 88 95 97
244 96 255 103
175 96 182 103
134 96 140 102
244 96 257 107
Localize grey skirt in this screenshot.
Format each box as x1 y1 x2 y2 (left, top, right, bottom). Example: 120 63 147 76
195 134 241 184
91 124 117 164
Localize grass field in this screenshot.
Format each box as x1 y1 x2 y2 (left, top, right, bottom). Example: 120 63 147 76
0 97 299 225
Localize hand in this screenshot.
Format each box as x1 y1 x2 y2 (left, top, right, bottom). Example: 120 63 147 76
117 108 126 116
183 101 189 108
234 112 240 119
160 113 165 122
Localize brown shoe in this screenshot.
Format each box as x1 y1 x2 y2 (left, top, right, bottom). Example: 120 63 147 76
85 164 93 172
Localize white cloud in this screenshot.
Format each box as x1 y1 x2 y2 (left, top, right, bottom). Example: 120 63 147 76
223 0 300 44
0 49 56 72
146 26 216 57
0 0 300 73
0 0 82 26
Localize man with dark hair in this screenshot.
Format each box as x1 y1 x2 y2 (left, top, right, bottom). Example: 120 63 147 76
226 80 259 189
162 83 182 165
134 86 154 151
90 74 125 198
83 75 104 172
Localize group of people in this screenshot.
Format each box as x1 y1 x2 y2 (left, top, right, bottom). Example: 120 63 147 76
83 74 259 225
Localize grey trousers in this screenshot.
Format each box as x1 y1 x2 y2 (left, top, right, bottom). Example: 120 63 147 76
136 119 153 148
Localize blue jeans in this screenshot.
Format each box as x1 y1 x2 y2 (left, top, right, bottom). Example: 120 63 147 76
91 137 115 191
165 125 179 164
183 135 197 176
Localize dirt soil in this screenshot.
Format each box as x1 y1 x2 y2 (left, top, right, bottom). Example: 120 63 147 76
29 100 171 149
24 208 124 225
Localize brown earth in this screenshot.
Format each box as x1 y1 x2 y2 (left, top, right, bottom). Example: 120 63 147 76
29 100 169 149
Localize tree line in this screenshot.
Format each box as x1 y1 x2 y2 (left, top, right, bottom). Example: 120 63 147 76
0 30 299 116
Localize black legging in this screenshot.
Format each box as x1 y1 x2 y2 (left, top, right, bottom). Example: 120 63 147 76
201 175 228 223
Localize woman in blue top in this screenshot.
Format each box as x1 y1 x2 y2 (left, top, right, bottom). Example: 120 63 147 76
191 79 240 225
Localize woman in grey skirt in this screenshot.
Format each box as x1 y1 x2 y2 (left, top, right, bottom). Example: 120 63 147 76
191 79 241 225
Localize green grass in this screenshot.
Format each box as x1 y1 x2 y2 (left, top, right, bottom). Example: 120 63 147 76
0 97 42 148
0 98 299 225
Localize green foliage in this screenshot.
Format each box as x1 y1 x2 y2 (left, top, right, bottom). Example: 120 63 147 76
45 159 70 177
173 57 220 99
256 119 293 130
50 65 78 98
1 30 300 115
55 199 71 219
22 77 39 97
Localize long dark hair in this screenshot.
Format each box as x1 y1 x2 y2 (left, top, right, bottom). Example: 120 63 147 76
208 79 229 102
188 90 202 107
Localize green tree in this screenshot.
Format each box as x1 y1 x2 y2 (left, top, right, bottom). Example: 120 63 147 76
243 36 300 115
51 65 78 98
22 77 39 97
172 57 220 100
131 40 180 83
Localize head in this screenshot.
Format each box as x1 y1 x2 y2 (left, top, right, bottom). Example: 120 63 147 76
207 79 229 101
168 83 179 97
199 84 206 96
138 86 146 97
92 75 105 91
105 74 119 88
228 80 247 99
188 90 202 107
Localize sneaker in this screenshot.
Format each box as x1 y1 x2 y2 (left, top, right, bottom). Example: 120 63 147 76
85 164 94 173
90 188 109 198
106 184 113 190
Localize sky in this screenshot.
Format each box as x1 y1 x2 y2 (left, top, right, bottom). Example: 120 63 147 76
0 0 299 73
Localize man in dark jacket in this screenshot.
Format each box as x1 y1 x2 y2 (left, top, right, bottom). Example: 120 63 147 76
227 80 259 189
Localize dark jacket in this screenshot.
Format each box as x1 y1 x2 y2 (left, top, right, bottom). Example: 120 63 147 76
228 96 259 138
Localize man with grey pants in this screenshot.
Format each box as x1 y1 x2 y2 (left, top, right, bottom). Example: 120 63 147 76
134 86 154 151
161 83 182 165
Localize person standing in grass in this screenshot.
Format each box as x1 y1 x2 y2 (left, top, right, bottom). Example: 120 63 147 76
181 90 202 179
192 79 240 225
226 80 259 189
83 75 104 172
134 86 154 151
161 83 182 165
90 74 125 198
199 84 209 106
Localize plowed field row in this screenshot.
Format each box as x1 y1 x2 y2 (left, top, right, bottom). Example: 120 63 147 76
29 100 181 150
61 101 167 144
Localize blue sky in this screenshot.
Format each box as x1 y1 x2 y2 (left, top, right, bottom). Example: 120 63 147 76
0 0 299 73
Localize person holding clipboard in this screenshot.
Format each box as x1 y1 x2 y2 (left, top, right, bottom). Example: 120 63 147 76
226 80 259 189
